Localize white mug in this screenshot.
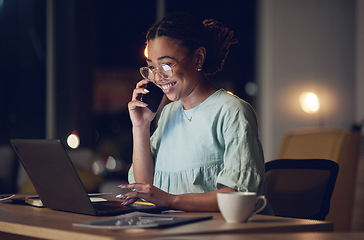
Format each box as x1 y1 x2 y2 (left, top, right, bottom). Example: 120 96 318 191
217 192 267 223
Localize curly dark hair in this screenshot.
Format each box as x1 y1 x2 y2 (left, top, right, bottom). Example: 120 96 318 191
146 13 237 76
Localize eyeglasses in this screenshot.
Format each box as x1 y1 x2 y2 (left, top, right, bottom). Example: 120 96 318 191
139 56 188 82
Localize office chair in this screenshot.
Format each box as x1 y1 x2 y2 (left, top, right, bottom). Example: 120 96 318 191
265 159 339 221
278 128 361 231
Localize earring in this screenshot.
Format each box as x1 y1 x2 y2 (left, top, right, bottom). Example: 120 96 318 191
196 60 204 72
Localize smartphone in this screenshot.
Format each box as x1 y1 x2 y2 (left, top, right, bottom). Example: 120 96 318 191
141 82 164 113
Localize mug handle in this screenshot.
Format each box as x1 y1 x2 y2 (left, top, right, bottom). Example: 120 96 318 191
252 195 267 215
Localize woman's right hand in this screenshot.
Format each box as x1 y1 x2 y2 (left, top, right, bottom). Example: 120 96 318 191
128 79 156 127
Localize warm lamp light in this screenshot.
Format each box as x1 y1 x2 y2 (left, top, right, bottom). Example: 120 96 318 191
144 46 148 58
300 92 320 114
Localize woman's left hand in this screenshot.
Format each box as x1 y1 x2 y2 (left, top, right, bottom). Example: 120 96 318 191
116 183 174 207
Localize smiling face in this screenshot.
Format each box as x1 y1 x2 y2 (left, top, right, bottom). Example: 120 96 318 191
146 36 205 104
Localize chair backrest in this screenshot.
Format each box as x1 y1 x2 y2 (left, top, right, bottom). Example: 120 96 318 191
265 159 339 221
277 128 361 231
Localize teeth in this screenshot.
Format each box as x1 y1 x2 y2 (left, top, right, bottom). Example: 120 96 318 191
162 82 176 90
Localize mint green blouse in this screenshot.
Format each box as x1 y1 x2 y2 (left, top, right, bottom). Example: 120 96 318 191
128 89 267 197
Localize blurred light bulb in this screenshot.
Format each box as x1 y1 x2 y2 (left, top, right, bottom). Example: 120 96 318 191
245 82 258 96
92 160 104 175
300 92 320 114
106 156 117 170
67 131 80 149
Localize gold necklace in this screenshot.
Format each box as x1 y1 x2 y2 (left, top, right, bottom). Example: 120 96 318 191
181 88 216 122
182 105 201 122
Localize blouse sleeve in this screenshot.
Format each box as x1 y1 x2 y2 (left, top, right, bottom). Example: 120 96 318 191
216 102 266 195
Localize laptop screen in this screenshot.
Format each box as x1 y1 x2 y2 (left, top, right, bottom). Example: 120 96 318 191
10 139 96 215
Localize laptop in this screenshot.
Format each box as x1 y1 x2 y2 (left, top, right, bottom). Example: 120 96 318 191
10 139 166 216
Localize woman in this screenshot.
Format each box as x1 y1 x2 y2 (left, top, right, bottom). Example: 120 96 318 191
118 13 270 212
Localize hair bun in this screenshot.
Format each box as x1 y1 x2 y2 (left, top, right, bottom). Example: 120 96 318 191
202 19 238 75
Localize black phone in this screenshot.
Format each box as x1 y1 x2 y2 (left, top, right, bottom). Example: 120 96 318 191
141 82 164 113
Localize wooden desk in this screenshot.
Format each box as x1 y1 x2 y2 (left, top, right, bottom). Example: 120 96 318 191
0 203 333 240
155 232 364 240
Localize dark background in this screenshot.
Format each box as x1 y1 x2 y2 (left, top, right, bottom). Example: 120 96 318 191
0 0 257 180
